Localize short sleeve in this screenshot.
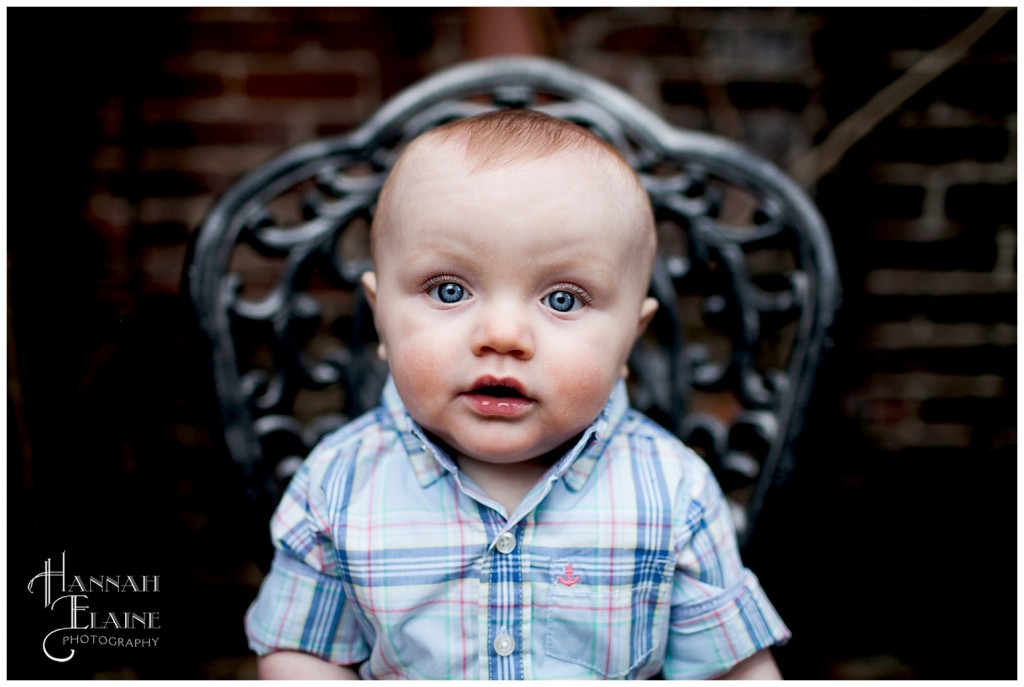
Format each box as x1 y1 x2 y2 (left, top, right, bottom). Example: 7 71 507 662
244 452 371 667
662 460 791 679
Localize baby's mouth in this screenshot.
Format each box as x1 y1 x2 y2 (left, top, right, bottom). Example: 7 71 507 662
473 384 528 399
466 376 531 400
463 377 535 416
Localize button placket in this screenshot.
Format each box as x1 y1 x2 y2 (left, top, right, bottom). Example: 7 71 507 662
482 516 526 679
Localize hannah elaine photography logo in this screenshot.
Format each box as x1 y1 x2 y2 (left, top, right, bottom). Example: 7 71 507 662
27 552 162 663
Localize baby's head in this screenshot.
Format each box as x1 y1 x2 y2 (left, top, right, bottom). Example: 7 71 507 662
362 110 658 465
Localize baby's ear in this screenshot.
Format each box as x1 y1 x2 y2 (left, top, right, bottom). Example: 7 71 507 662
636 297 659 337
360 270 379 309
360 271 387 361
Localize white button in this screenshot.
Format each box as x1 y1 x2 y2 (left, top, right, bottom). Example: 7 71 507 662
493 632 515 656
495 532 516 554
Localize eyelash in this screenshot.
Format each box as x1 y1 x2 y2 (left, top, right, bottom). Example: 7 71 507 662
421 274 467 292
546 283 592 306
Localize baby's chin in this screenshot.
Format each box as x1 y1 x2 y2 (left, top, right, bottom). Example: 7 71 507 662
445 432 587 467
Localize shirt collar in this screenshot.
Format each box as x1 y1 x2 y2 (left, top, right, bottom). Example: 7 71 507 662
380 375 631 491
380 377 450 488
560 378 630 491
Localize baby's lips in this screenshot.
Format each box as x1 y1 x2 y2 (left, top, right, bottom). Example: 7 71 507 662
462 391 536 417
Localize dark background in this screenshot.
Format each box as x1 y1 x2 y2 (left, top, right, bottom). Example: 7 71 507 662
7 7 1016 679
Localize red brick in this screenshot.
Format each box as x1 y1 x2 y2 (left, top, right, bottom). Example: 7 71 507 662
140 121 291 148
861 397 911 425
246 73 361 99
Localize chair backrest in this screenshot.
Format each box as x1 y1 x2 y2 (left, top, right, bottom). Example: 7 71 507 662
186 56 839 547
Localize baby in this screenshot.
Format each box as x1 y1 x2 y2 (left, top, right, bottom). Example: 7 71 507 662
244 109 790 679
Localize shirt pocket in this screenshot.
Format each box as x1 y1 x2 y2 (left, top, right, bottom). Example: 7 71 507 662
543 556 670 679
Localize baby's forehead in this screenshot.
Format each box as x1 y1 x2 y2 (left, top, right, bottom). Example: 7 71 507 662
391 134 633 194
372 122 656 273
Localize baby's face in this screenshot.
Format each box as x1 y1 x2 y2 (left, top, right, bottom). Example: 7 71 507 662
363 146 657 465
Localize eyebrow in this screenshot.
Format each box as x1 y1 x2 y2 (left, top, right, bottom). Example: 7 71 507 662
407 252 625 306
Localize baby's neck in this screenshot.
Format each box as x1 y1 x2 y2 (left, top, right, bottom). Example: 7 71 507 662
455 454 552 518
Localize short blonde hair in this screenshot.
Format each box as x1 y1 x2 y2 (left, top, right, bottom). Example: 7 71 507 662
371 109 656 279
427 109 634 170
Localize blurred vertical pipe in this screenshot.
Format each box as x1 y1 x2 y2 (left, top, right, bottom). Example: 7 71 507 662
465 7 558 58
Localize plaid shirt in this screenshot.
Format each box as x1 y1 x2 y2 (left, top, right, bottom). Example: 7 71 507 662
245 378 790 679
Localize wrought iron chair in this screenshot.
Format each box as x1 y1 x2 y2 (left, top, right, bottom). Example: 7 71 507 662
186 56 839 549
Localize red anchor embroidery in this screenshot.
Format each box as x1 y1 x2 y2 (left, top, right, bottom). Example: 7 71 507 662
556 563 581 587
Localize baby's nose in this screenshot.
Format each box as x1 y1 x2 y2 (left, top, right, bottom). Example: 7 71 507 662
471 303 534 359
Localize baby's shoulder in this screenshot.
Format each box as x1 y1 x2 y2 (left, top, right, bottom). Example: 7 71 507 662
614 408 717 485
295 407 407 489
618 409 707 460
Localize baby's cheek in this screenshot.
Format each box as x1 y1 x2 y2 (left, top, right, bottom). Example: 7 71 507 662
550 354 617 417
391 345 444 391
383 319 450 393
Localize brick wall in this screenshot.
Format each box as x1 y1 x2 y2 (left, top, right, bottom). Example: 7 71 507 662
7 7 1015 679
817 8 1015 456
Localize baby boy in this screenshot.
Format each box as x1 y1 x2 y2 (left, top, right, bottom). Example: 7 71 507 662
244 109 790 679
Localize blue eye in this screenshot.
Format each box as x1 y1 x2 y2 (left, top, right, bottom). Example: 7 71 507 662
430 282 466 304
545 290 581 313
